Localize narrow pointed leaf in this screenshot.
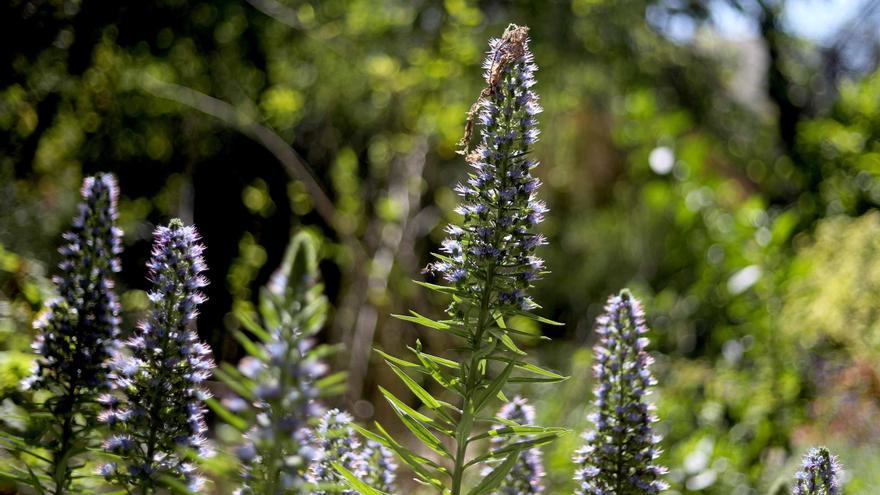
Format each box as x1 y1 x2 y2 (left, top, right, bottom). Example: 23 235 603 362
474 360 515 413
466 447 523 495
333 462 389 495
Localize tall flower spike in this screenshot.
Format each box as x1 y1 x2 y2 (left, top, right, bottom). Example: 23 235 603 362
574 290 668 494
226 232 335 494
429 23 547 313
99 219 214 493
20 173 122 493
380 25 563 495
307 409 396 494
792 447 842 495
25 173 123 392
483 396 545 495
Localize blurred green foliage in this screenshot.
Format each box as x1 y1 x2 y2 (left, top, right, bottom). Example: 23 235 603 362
2 0 880 493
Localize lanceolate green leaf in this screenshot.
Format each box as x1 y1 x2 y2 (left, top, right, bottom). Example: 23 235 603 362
474 361 515 413
378 386 453 433
468 425 568 443
387 362 453 423
386 400 453 459
206 398 248 431
465 448 523 495
465 434 560 468
332 462 389 495
486 357 568 381
376 348 428 372
359 423 447 490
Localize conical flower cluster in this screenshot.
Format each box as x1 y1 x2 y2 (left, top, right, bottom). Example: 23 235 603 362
25 173 123 393
306 409 396 494
793 447 842 495
484 396 545 495
574 290 667 494
99 219 214 492
429 24 547 313
231 233 332 494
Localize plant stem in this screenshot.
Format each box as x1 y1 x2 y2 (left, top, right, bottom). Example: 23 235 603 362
450 268 495 495
450 80 520 493
51 373 81 495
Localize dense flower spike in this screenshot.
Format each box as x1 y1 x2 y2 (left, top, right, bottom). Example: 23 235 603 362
429 23 546 313
99 219 214 493
792 447 842 495
19 173 123 492
25 173 122 392
379 25 563 495
574 290 667 494
483 397 545 495
306 409 396 494
228 233 334 494
361 439 397 493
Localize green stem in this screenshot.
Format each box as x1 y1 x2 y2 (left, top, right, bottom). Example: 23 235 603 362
450 64 521 494
263 345 295 494
451 265 496 495
141 291 180 495
51 377 79 495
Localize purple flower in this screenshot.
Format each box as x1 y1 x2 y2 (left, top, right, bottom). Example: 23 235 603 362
99 219 214 492
305 409 397 494
427 24 547 312
25 173 122 393
227 232 332 494
573 290 668 494
793 447 842 495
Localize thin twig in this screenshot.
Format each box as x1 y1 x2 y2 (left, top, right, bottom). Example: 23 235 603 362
244 0 302 29
141 75 338 230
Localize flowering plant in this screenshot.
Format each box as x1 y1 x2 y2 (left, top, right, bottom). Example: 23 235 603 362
99 219 214 493
359 24 567 495
2 174 122 494
573 291 667 495
792 447 842 495
0 24 855 495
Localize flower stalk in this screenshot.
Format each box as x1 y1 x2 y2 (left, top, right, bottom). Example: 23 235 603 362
99 219 214 494
573 290 667 494
219 232 339 494
21 174 122 494
366 24 566 495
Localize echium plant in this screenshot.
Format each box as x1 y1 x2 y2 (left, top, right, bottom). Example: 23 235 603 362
792 447 842 495
98 219 214 493
211 232 345 494
307 409 396 494
6 174 123 494
482 397 545 494
573 290 667 494
360 24 566 495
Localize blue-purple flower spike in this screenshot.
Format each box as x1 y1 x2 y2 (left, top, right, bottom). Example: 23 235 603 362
18 174 122 492
306 409 396 494
307 409 367 494
230 232 333 494
484 396 545 495
99 219 214 493
25 173 123 393
574 290 667 495
362 438 397 493
793 447 842 495
429 24 547 313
